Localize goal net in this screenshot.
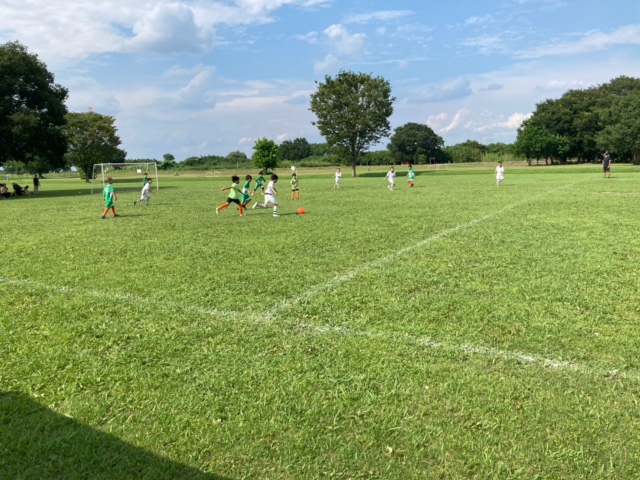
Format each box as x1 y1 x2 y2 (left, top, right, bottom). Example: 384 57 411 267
91 163 159 194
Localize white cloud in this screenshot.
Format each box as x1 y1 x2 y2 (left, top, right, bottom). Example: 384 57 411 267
323 23 366 56
439 109 469 133
344 10 413 24
463 14 494 27
412 77 473 102
129 3 213 54
517 24 640 59
314 54 340 74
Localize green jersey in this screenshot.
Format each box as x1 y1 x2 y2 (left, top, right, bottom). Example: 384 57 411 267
227 182 241 200
241 181 251 202
291 177 298 190
407 169 415 181
255 175 265 186
103 184 114 206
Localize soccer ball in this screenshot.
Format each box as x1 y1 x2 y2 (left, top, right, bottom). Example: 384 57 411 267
291 165 296 172
297 207 305 215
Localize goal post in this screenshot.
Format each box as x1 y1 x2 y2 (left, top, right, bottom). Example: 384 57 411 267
91 162 159 194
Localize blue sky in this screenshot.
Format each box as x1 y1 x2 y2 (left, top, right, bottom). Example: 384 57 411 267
2 0 640 160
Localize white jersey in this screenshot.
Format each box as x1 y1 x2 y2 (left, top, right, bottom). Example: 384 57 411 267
386 170 396 183
265 180 277 196
141 183 151 197
495 166 505 179
335 172 342 182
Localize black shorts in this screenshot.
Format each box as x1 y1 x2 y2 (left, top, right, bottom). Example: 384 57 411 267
226 197 241 205
603 165 610 172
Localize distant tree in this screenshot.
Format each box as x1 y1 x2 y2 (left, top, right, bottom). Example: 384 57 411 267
310 70 395 176
226 150 249 167
278 138 311 161
442 140 487 163
309 142 331 157
64 112 126 181
252 138 279 172
158 153 177 170
514 118 570 165
387 122 443 164
0 41 68 173
597 92 640 164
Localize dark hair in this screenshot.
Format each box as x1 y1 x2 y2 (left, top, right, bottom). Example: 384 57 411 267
292 173 296 177
246 175 252 180
271 174 278 181
231 175 240 182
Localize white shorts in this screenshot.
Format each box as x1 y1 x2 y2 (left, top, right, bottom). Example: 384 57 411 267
264 194 278 206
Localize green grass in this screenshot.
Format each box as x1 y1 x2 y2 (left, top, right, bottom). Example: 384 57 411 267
2 164 640 479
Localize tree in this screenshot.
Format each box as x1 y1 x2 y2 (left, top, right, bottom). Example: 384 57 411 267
0 41 68 173
252 138 279 172
226 150 249 167
278 138 311 161
387 122 443 164
597 92 640 164
310 70 395 176
514 118 570 165
159 153 177 170
64 112 126 182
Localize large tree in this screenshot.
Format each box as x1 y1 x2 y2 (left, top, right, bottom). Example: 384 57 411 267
597 92 640 164
387 122 443 164
65 112 126 181
252 138 279 172
278 137 311 161
309 70 395 176
0 41 68 173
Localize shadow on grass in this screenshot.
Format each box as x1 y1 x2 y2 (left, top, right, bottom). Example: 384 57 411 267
0 391 227 480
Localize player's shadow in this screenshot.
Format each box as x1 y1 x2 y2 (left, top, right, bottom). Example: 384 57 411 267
0 391 227 479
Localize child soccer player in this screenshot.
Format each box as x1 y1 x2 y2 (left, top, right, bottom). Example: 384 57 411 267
134 178 152 206
253 174 279 217
290 173 300 200
252 171 266 195
241 175 252 209
216 175 245 217
101 177 120 219
495 161 505 186
334 168 342 189
142 172 148 186
407 164 415 188
384 167 396 191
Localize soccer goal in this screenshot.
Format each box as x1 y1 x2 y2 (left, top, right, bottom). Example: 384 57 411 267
91 162 159 194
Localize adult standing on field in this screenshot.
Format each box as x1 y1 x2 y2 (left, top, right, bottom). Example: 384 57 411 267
33 175 40 194
602 151 612 178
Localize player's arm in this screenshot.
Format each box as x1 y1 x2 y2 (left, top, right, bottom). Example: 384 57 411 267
220 186 231 192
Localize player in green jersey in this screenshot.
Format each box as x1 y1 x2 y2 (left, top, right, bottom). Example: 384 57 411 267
216 175 245 217
101 177 120 219
252 171 265 195
290 173 300 200
407 164 415 188
241 175 252 209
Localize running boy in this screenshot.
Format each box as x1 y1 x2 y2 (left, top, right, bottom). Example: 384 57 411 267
290 173 300 200
407 164 415 188
495 161 505 186
101 177 120 219
384 167 396 191
334 168 342 189
134 178 152 206
253 171 266 195
241 175 252 209
253 174 279 217
216 175 245 217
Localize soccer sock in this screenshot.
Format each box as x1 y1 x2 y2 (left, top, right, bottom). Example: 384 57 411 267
218 203 229 211
273 206 278 215
102 208 109 216
111 207 117 215
239 205 244 215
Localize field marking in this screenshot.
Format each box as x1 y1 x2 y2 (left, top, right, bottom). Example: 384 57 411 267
0 278 238 320
262 179 585 322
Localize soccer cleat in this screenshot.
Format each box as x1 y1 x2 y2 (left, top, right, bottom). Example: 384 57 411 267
273 214 278 217
215 207 219 215
114 214 120 217
252 202 259 209
101 216 106 219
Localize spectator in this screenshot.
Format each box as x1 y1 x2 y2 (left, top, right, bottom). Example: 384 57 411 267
33 175 40 193
0 183 10 199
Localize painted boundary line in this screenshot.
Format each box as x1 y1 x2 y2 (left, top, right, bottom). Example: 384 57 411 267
0 275 634 381
262 179 587 322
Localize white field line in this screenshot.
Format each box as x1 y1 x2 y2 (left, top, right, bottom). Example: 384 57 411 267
0 278 238 320
0 275 635 380
262 180 585 322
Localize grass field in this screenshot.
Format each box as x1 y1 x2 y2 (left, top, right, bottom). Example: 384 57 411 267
2 164 640 479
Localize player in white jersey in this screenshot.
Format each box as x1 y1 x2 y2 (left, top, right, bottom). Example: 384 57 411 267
334 168 342 189
495 161 505 186
252 174 279 217
384 167 396 191
134 178 152 206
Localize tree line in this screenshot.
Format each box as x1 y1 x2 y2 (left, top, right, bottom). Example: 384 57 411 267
3 40 639 181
